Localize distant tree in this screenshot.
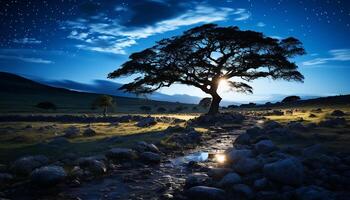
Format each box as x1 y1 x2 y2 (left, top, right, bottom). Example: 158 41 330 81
36 101 57 110
240 102 256 108
139 105 152 113
192 106 198 111
108 24 305 115
227 104 238 109
157 107 167 113
282 95 301 103
199 97 212 109
265 102 272 106
92 95 114 116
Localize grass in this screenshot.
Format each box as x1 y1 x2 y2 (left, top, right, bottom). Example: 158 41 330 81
258 106 350 154
0 114 199 164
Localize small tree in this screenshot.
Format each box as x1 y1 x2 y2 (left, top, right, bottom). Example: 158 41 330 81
157 107 167 113
282 95 301 103
36 101 57 110
199 97 212 109
92 95 114 116
108 24 305 115
139 105 152 113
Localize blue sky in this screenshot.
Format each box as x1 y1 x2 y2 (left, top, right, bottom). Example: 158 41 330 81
0 0 350 102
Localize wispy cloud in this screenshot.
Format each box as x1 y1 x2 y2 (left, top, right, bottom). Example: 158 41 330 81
233 8 251 21
302 49 350 66
0 55 53 64
257 22 266 27
13 38 42 44
63 5 251 55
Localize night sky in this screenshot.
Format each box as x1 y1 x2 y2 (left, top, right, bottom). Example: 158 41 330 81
1 0 350 102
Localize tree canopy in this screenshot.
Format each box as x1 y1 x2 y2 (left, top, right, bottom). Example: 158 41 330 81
108 24 305 114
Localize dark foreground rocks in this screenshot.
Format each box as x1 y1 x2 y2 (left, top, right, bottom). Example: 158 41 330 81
30 165 67 186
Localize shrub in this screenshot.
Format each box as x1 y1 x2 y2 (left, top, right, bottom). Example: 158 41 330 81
35 101 57 110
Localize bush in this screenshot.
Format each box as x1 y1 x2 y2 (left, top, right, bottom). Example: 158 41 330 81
35 101 57 110
282 96 301 103
157 107 167 113
140 106 152 112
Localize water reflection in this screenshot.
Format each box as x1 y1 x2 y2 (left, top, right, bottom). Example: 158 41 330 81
171 152 209 166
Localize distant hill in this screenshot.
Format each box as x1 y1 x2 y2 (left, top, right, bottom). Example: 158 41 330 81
0 72 197 113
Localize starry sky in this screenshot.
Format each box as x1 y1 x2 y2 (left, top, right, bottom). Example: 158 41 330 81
1 0 350 102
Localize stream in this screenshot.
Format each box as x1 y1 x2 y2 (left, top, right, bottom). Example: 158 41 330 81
61 127 249 200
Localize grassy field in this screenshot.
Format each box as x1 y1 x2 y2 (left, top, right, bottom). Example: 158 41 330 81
252 106 350 153
0 114 204 164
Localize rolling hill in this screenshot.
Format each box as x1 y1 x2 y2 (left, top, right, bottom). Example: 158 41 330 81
0 72 197 113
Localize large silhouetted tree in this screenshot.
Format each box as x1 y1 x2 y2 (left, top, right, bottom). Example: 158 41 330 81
108 24 305 115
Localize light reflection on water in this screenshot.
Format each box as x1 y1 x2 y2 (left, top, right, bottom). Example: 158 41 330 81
171 152 209 166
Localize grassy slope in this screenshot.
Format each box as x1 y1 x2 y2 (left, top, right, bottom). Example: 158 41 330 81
0 72 197 113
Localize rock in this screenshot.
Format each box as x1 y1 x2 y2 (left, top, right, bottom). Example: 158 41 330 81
83 128 97 137
287 122 307 131
319 117 346 127
263 158 304 186
63 126 80 138
207 168 233 180
78 158 106 175
136 117 157 127
218 172 242 188
331 110 346 116
255 191 281 200
233 157 261 174
11 155 49 176
30 165 66 186
230 184 255 200
296 185 333 200
253 178 269 190
185 173 212 189
226 149 254 163
235 133 251 145
186 186 226 200
48 137 70 146
266 128 297 139
134 141 160 153
106 148 136 162
0 173 13 185
309 114 317 118
254 140 276 154
263 120 283 130
246 127 264 137
140 152 161 164
302 144 326 158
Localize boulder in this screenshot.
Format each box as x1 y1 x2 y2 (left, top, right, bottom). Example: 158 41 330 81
83 128 97 137
47 137 70 146
136 117 157 127
63 126 80 138
78 158 106 175
295 185 333 200
254 140 276 154
207 168 233 180
246 127 265 137
134 141 160 153
331 110 346 116
226 149 254 163
233 157 261 174
302 144 326 158
0 173 13 185
139 152 161 164
185 173 212 189
186 186 226 200
30 165 66 186
235 133 251 145
253 178 269 190
230 184 255 200
263 158 304 186
106 148 136 162
263 121 282 130
11 155 49 176
218 172 242 188
319 117 346 127
287 122 307 131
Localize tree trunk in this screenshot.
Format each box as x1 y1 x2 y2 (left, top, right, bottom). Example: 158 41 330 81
103 106 107 117
208 93 222 115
